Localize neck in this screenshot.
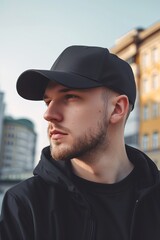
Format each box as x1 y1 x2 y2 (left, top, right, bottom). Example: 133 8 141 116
71 143 134 184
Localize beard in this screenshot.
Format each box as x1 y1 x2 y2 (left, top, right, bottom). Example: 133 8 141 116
49 112 109 162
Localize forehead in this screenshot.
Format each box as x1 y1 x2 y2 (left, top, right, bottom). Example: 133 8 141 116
43 80 113 100
44 81 73 94
43 81 88 99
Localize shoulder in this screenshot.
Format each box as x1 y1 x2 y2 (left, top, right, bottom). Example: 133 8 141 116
5 176 48 203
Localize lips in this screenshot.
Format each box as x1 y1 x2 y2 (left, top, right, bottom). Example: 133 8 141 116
49 129 68 140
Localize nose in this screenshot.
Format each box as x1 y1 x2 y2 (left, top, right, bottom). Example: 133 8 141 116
43 100 63 122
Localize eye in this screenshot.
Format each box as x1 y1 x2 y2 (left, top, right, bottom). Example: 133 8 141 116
44 100 51 106
65 94 78 100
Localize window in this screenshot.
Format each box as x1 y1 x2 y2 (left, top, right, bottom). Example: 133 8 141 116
142 52 149 67
152 132 159 150
143 105 149 120
125 134 138 146
152 102 159 118
152 47 159 63
152 73 159 89
143 78 149 93
142 134 149 151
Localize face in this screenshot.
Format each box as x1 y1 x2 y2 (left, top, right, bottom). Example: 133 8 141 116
43 82 112 161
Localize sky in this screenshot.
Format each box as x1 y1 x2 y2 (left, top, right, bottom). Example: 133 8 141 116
0 0 160 164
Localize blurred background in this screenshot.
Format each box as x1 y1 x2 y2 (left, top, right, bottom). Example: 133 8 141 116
0 0 160 209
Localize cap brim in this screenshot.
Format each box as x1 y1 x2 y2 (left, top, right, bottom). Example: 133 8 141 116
16 69 102 100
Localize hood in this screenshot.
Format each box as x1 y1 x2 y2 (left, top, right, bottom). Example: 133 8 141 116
33 145 160 194
33 146 76 192
126 145 160 198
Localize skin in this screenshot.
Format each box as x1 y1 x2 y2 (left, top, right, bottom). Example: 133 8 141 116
43 81 134 184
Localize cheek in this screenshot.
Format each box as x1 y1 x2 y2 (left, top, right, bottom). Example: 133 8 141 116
69 106 104 128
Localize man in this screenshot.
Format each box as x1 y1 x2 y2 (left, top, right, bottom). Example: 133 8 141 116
0 45 160 240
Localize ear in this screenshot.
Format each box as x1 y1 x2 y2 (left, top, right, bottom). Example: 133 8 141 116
109 95 129 124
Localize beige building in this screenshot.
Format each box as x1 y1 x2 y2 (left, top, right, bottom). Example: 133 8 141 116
138 22 160 167
110 21 160 168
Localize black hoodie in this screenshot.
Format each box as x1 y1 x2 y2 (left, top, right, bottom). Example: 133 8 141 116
0 145 160 240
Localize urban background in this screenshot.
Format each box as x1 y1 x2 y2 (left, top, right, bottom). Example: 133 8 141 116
0 20 160 210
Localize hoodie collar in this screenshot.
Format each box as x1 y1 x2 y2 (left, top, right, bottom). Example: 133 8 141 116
33 145 160 193
126 145 160 193
33 146 76 192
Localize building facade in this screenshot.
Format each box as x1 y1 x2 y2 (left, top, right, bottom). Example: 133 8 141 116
0 91 5 155
0 117 37 179
138 22 160 167
110 21 160 168
110 29 141 148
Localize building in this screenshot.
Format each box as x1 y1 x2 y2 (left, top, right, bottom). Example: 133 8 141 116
0 117 37 179
138 22 160 167
110 21 160 167
0 91 5 155
110 28 141 148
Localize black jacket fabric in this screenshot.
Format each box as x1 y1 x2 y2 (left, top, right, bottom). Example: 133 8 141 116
1 145 160 240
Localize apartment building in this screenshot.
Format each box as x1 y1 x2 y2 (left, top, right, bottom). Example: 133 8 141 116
0 91 5 155
110 21 160 168
110 28 141 148
138 22 160 167
0 117 37 179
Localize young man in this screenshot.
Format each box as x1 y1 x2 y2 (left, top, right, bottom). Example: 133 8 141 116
1 45 160 240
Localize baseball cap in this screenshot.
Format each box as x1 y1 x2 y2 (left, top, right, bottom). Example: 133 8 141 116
16 45 136 109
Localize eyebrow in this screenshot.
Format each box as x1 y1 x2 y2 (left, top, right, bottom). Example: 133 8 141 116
59 87 77 93
43 87 83 100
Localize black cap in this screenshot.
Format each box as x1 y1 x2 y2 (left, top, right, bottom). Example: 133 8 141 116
16 45 136 109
